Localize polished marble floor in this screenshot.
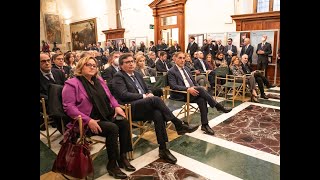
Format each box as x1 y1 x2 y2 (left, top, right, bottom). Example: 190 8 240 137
40 87 280 180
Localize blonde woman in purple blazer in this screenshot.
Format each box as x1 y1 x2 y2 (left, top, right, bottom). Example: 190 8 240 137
62 56 135 179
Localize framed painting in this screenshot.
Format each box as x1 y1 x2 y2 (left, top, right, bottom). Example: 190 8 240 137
70 18 97 50
44 14 62 44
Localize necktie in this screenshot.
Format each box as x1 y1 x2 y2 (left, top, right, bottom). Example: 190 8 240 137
45 74 55 83
200 60 207 72
59 67 65 73
245 46 248 51
163 61 169 71
182 68 194 87
130 75 145 94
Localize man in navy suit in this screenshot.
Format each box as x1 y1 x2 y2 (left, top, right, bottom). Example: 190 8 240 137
112 53 199 164
155 51 172 73
240 38 254 66
101 51 121 91
168 52 232 135
256 35 272 71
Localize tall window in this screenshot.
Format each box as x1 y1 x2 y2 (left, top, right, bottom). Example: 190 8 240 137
254 0 280 13
273 0 280 11
257 0 269 13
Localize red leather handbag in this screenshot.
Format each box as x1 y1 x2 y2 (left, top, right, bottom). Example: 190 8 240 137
52 116 94 179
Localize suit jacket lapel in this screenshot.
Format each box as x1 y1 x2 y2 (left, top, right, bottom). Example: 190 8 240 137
134 72 147 92
122 71 139 92
174 66 185 83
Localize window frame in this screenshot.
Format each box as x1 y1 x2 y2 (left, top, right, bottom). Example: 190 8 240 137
254 0 278 13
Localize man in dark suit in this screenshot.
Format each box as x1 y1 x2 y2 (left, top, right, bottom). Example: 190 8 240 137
112 53 199 164
193 51 215 88
149 41 157 55
51 53 71 79
168 52 232 135
169 41 181 58
216 39 225 54
40 53 66 131
223 38 237 65
101 51 121 91
240 38 254 66
155 51 172 73
256 35 272 72
186 36 198 57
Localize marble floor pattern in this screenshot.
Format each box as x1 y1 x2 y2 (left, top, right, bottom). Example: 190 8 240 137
40 87 280 180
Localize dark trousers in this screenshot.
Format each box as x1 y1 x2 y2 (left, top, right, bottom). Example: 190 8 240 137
257 57 268 72
254 72 270 95
183 86 218 125
95 120 132 161
131 96 182 145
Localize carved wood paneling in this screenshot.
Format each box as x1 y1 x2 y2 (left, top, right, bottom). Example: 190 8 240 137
102 28 125 41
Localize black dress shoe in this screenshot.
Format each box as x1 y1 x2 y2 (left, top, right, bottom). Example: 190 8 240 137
117 158 136 171
201 125 215 135
261 94 269 99
176 124 199 135
159 149 177 164
107 160 128 179
215 103 232 113
107 167 128 179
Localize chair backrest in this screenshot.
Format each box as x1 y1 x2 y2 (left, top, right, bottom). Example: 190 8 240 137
215 66 229 77
47 84 68 118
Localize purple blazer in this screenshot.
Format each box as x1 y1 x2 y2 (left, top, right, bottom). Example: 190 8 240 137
62 76 120 126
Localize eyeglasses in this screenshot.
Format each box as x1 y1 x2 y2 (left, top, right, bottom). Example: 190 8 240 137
85 63 97 69
56 58 64 61
227 41 231 42
123 60 135 64
41 59 51 63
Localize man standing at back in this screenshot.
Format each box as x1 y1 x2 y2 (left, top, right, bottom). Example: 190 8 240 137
256 35 272 72
240 38 254 66
186 36 198 57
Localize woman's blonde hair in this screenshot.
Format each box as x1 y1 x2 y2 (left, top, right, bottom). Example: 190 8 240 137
135 55 146 68
73 56 99 77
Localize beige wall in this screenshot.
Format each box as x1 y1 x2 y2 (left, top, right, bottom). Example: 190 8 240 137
40 0 255 51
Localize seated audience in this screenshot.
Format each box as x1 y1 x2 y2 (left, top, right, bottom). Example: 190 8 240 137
146 51 156 68
229 56 259 102
206 54 216 70
52 53 71 80
101 51 121 91
112 53 199 165
156 51 172 73
241 54 275 99
215 52 228 68
193 51 215 87
168 52 232 135
183 53 210 88
62 56 135 179
40 53 66 132
135 55 156 77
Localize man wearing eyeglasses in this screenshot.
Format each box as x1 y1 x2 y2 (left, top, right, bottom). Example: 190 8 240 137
112 53 199 165
52 53 71 78
40 53 66 131
223 38 237 66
